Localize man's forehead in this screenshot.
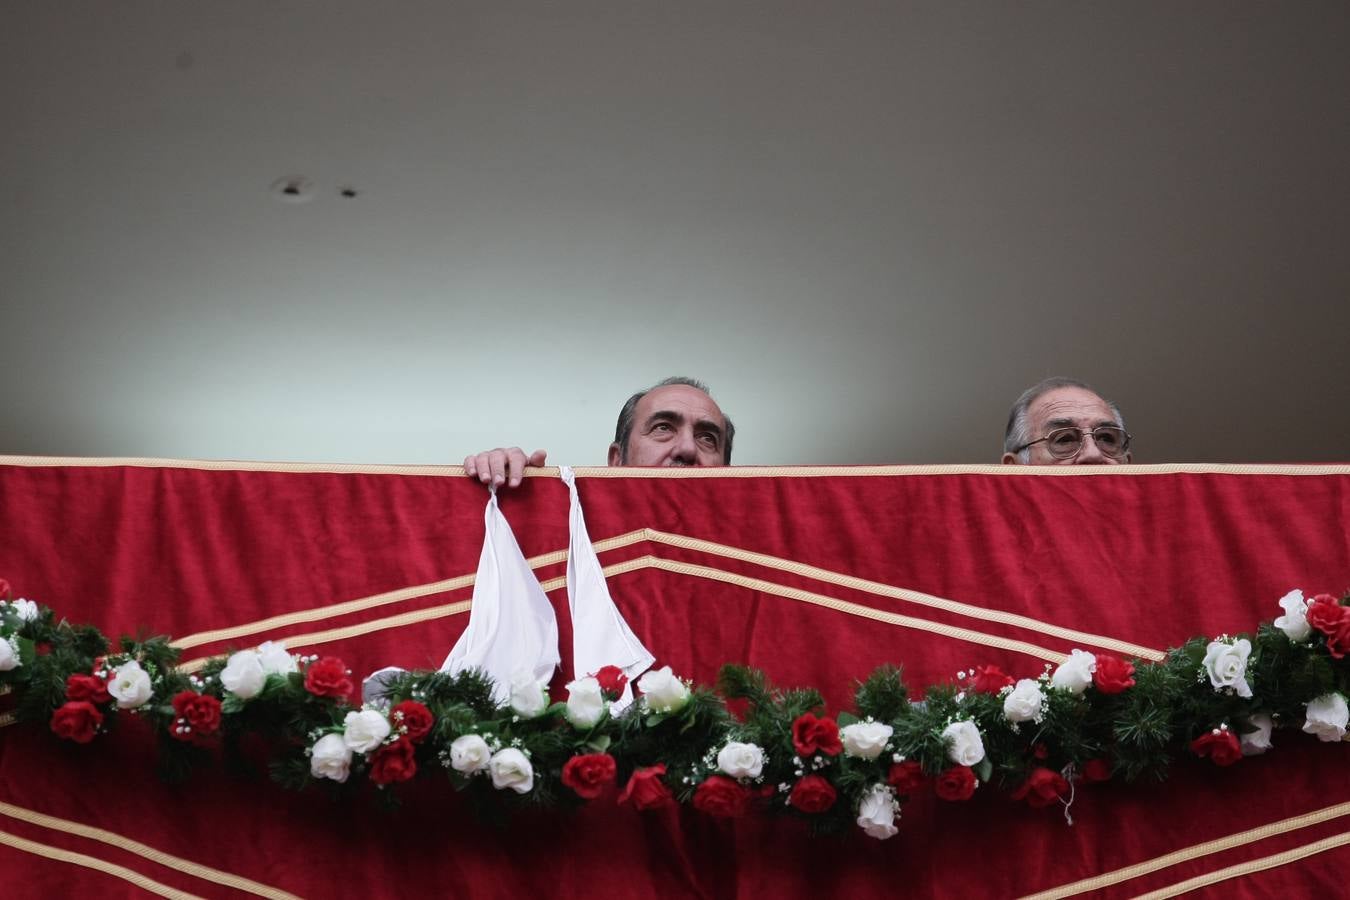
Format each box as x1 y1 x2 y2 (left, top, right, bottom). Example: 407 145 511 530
1031 387 1116 426
638 385 725 424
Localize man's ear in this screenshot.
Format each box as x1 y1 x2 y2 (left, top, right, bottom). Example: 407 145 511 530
607 443 623 466
1124 450 1133 464
1001 452 1020 465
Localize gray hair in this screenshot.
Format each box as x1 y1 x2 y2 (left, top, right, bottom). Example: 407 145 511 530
1004 376 1126 462
613 376 735 464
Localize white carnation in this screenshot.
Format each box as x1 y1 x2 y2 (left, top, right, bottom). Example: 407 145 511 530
108 659 153 709
1003 678 1046 723
1050 650 1097 695
508 672 549 719
1303 693 1349 742
256 641 299 675
11 598 39 622
309 733 352 782
856 785 899 840
1273 590 1312 642
489 747 534 793
565 676 606 728
942 720 985 766
637 666 691 714
716 741 765 779
1240 713 1274 756
1202 638 1253 698
0 636 19 672
220 650 266 700
342 708 392 753
840 722 893 760
449 734 493 774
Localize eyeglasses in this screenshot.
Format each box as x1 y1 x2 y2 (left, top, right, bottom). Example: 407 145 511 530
1014 425 1132 460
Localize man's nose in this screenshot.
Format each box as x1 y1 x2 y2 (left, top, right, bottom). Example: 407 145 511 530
671 429 699 465
1074 433 1107 464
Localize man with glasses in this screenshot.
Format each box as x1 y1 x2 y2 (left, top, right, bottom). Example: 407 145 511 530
1001 377 1133 466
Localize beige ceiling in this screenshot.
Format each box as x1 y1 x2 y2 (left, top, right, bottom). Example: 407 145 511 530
2 2 1347 465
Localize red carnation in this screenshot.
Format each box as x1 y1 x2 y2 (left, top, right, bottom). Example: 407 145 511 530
561 752 618 800
788 775 837 814
887 760 926 794
1092 654 1136 693
304 656 354 699
934 765 977 802
391 700 434 743
1190 728 1242 766
1081 758 1113 783
1306 595 1347 636
367 736 417 784
971 665 1015 694
170 691 222 744
50 701 104 744
1013 767 1070 808
593 665 628 699
618 764 675 811
1326 618 1350 660
692 775 751 818
65 673 112 705
792 712 843 757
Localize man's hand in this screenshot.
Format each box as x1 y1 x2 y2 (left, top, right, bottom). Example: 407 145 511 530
462 447 548 488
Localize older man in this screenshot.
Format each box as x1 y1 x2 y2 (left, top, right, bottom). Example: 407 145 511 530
1002 377 1133 465
464 376 735 487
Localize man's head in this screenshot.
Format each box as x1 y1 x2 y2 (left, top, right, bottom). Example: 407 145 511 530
1002 377 1132 465
609 376 734 467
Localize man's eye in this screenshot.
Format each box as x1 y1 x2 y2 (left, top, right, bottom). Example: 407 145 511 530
1050 432 1078 446
697 433 718 447
652 422 673 433
1095 431 1120 447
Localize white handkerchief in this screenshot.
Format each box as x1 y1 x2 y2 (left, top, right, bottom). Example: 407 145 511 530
441 488 560 703
561 466 654 712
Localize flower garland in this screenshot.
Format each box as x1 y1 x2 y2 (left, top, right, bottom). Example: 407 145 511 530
2 576 1349 840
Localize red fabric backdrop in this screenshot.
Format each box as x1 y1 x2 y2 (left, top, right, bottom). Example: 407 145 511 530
1 460 1348 899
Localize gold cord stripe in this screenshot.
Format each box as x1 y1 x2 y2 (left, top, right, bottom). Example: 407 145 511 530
0 800 302 899
168 530 647 651
641 529 1165 660
3 455 1349 477
177 557 1065 671
0 828 203 900
1019 801 1350 899
625 556 1069 663
1131 830 1350 900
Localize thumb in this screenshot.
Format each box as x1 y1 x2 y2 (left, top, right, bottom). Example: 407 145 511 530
528 449 549 467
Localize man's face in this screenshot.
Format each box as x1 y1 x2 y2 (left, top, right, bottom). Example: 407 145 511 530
1004 386 1132 466
608 384 729 467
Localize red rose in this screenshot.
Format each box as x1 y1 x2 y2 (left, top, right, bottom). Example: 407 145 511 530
368 737 418 785
170 690 222 743
304 656 354 699
35 642 52 656
593 665 629 699
50 701 104 743
1190 728 1242 766
1306 595 1346 636
1081 758 1112 783
65 673 112 705
788 775 837 814
1013 767 1070 808
391 700 434 743
561 753 618 800
792 712 843 757
618 764 675 811
692 775 751 818
1092 654 1136 694
1327 619 1350 660
934 765 977 802
887 760 926 794
971 665 1015 694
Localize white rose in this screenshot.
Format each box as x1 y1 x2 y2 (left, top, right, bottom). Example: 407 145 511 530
220 650 266 700
1241 713 1274 756
1202 639 1253 698
1303 693 1350 742
0 636 19 672
108 659 153 709
942 720 985 766
565 676 606 728
508 672 549 719
1050 650 1097 695
489 747 534 793
855 785 899 840
1003 679 1046 723
449 734 493 774
637 665 691 714
12 598 39 622
717 741 765 779
309 733 352 782
342 709 392 753
256 641 298 675
1274 590 1312 642
840 722 893 760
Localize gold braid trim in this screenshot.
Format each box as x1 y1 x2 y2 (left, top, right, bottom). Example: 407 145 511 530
0 801 302 899
1019 801 1350 899
1132 831 1350 900
0 828 204 900
3 455 1349 477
